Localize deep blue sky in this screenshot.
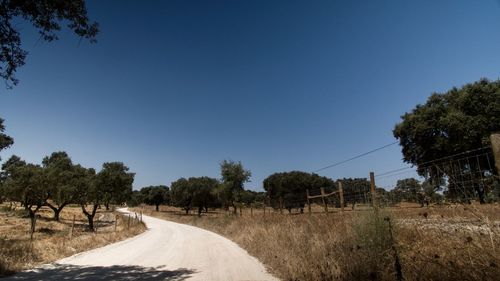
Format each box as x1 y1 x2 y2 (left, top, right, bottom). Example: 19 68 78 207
1 0 500 190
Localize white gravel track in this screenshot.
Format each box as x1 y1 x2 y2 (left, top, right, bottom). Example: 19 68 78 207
3 208 278 281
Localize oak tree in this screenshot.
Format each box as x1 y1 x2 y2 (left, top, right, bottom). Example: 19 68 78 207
394 79 500 203
0 0 98 89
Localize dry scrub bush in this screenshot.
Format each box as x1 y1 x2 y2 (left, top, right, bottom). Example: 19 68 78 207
0 205 146 276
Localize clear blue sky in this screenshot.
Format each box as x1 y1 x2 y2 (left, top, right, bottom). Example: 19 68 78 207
1 0 500 190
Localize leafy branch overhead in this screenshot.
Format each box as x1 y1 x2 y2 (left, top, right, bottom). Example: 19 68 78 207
0 118 14 160
0 0 99 88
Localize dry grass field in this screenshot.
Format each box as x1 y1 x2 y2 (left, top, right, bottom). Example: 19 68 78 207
0 204 146 277
135 203 500 281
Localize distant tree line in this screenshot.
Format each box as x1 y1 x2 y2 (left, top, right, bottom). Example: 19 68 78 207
130 160 266 216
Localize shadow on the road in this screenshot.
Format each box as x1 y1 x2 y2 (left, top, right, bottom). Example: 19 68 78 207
2 264 196 281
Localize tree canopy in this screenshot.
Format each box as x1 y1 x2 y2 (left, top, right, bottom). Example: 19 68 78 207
220 160 251 212
42 151 76 220
140 185 170 211
264 171 335 212
0 151 134 231
0 119 14 161
96 162 134 210
170 177 219 215
2 156 49 236
394 79 500 169
394 79 500 202
0 0 99 89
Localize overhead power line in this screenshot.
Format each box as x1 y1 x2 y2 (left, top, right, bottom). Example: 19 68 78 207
313 141 399 173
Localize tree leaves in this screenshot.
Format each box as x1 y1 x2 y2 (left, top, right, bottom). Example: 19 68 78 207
0 0 99 89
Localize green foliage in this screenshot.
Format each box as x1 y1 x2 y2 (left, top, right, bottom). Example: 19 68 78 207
394 79 500 165
0 119 14 161
264 171 335 212
42 151 76 220
220 160 251 211
0 0 98 88
140 185 170 211
127 190 143 207
236 190 266 205
394 178 422 202
171 177 219 215
0 151 133 231
96 162 135 209
2 156 49 213
393 79 500 202
72 165 97 205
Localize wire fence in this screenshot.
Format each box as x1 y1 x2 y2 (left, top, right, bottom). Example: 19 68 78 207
258 146 500 214
376 147 499 206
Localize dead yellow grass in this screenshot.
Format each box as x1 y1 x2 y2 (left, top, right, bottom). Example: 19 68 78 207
136 203 500 281
0 204 146 277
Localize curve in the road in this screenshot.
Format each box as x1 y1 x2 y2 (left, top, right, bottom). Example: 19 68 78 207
4 208 278 281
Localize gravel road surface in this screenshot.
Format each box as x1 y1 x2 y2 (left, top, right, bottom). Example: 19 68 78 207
4 208 278 281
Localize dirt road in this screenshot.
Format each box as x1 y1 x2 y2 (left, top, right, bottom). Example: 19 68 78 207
4 209 278 281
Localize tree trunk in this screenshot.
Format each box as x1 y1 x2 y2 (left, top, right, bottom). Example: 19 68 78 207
105 203 110 211
25 204 42 240
82 204 99 231
198 206 203 216
46 202 68 221
28 210 36 240
155 204 160 211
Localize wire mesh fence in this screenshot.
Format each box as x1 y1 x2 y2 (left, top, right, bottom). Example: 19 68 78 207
259 146 500 215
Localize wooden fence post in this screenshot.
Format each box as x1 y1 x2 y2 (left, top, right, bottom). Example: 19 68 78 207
306 189 312 214
320 188 328 213
370 172 377 209
338 181 344 212
127 214 130 229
